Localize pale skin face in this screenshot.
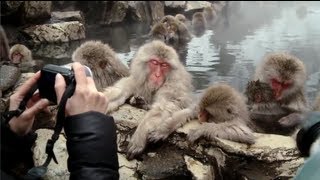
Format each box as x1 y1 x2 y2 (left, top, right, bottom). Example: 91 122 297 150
11 51 23 64
147 56 171 88
270 77 293 100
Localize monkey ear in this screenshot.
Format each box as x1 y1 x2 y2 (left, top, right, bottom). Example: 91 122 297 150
99 61 107 69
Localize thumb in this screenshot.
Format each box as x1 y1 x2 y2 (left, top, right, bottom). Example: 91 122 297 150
22 99 50 120
55 74 66 104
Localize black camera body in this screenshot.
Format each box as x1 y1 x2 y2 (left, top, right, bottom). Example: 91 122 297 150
38 64 92 104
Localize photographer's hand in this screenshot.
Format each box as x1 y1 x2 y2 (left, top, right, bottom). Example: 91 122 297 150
55 62 108 116
9 71 50 136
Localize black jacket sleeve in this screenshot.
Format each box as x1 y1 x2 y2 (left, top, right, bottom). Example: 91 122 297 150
1 116 37 177
64 111 119 180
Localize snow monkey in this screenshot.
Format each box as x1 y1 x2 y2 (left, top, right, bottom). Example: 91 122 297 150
187 83 256 144
175 14 187 24
103 40 194 159
192 12 207 36
160 15 191 43
9 44 44 72
250 52 308 135
72 40 130 91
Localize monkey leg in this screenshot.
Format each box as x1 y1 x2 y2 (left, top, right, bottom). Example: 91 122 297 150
188 121 256 145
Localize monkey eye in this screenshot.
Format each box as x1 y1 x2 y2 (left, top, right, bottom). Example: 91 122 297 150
161 63 170 68
150 59 159 65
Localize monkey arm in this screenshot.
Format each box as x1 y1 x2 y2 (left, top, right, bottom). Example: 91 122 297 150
103 77 135 112
188 120 256 145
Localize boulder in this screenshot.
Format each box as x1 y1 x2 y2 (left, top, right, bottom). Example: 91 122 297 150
51 11 84 23
32 41 82 59
0 1 23 16
0 65 21 93
22 1 52 23
32 105 304 179
185 1 212 12
22 21 85 44
128 1 151 23
149 1 165 23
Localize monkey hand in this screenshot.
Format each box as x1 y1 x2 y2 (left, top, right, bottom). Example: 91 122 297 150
126 133 147 160
187 128 203 143
128 96 150 110
278 113 304 128
148 128 170 142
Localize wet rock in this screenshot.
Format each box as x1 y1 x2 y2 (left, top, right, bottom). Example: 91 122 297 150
185 1 212 12
118 153 139 180
22 1 52 23
149 1 165 23
0 65 21 93
128 1 151 23
164 1 186 9
22 21 86 44
184 155 214 180
101 1 129 25
33 129 69 180
51 11 85 23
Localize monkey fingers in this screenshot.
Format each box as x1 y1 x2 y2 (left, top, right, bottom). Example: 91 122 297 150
187 128 203 143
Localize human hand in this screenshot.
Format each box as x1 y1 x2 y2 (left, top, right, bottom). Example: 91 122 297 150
55 62 108 116
8 71 50 136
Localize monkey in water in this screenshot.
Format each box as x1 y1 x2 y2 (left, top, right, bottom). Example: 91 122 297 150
250 52 308 136
203 6 217 23
183 83 255 144
160 15 191 43
103 40 194 159
72 40 130 91
192 12 207 37
9 44 44 72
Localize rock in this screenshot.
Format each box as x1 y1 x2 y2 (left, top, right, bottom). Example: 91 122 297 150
0 65 21 93
32 41 82 59
184 155 214 180
13 72 34 92
118 153 139 180
137 146 191 179
0 98 9 112
33 129 69 180
101 1 129 25
22 1 52 23
149 1 165 23
128 1 151 23
51 11 85 23
185 1 212 12
164 1 186 9
22 21 86 44
32 105 304 179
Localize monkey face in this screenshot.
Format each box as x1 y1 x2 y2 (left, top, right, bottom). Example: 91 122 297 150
270 78 293 100
11 52 23 64
148 57 171 89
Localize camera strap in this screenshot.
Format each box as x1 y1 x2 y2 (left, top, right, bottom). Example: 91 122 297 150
24 80 76 180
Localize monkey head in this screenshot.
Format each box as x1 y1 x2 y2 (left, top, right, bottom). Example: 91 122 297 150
130 40 181 91
9 44 32 64
256 52 306 101
199 84 246 123
175 14 186 23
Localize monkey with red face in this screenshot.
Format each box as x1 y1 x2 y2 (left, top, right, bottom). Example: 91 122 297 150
103 40 193 159
249 52 308 135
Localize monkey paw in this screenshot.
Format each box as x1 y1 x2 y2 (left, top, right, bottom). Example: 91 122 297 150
187 128 202 143
278 113 303 127
126 138 146 160
148 129 170 142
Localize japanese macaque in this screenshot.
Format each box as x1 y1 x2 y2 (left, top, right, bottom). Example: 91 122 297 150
160 15 191 43
0 26 10 62
103 40 194 159
72 40 130 91
185 83 256 144
9 44 44 72
314 92 320 111
192 12 207 37
249 52 308 135
203 6 217 22
150 22 169 42
175 14 187 24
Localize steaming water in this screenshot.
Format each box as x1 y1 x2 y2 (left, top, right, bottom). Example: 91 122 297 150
35 1 320 106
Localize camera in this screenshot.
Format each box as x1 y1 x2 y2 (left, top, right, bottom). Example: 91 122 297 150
38 64 93 104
